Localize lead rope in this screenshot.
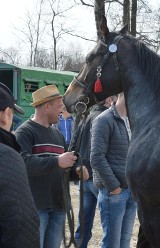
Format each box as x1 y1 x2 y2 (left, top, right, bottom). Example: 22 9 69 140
62 111 87 248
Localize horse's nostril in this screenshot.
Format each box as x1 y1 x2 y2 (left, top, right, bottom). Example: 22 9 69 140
79 94 89 104
75 102 87 114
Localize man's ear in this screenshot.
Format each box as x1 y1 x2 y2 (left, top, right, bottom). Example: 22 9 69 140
45 102 51 111
5 107 13 119
0 108 8 127
1 108 8 124
4 107 13 125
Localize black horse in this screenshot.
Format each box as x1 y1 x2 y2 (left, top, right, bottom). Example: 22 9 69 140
63 15 160 248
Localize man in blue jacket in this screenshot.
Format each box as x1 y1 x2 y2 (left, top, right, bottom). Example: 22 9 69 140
54 105 75 149
91 93 137 248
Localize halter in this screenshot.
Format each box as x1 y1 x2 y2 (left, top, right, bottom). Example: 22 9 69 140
74 35 124 112
98 35 124 72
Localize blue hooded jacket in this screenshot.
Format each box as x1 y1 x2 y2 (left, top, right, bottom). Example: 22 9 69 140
55 114 75 145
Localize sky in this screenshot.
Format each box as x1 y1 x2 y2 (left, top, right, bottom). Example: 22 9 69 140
0 0 159 54
0 0 96 49
0 0 39 47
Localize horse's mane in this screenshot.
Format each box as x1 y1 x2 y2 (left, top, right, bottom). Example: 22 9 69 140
135 39 160 92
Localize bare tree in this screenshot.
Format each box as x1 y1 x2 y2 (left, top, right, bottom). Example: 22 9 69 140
131 0 137 36
34 48 51 68
75 0 159 52
31 43 85 72
33 0 46 66
122 0 137 36
123 0 130 29
46 0 76 69
0 47 22 65
94 0 105 38
9 0 159 68
60 43 85 71
14 0 46 66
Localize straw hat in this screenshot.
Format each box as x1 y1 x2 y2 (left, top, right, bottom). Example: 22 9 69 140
31 85 62 107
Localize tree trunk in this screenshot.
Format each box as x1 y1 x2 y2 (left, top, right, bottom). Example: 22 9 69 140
51 14 57 70
123 0 130 32
131 0 137 37
94 0 105 39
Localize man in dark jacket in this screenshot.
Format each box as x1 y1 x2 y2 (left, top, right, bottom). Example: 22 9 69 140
0 82 39 248
72 97 117 248
90 93 137 248
15 84 88 248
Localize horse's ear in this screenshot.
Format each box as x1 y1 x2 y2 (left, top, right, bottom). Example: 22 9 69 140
100 14 109 37
120 24 128 35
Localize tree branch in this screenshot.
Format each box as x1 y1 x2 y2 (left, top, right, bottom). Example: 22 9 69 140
63 30 96 42
79 0 94 7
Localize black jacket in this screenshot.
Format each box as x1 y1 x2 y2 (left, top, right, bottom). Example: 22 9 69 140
90 104 129 191
70 105 107 179
0 127 39 248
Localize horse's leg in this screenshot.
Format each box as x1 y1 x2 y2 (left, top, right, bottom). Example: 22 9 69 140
137 206 160 248
136 225 151 248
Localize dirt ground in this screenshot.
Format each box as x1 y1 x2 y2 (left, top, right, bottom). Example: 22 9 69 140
61 183 140 248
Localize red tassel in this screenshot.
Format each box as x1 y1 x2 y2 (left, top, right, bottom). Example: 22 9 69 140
94 79 103 93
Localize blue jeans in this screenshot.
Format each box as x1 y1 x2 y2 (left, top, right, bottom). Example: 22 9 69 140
75 180 98 248
38 209 66 248
98 188 137 248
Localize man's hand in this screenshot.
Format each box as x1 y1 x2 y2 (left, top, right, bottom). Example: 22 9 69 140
58 152 77 169
110 187 122 195
76 166 89 181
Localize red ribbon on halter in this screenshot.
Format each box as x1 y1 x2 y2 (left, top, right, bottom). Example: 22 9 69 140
94 79 103 93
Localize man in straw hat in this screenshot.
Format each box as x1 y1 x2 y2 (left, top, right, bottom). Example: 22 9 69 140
15 84 89 248
0 82 39 248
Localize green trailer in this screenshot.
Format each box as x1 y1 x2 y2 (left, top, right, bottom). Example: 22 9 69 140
0 62 76 121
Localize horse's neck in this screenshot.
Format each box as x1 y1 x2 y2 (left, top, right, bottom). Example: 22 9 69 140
120 40 160 133
125 80 160 133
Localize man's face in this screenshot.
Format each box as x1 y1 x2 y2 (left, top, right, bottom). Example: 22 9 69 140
47 98 64 124
0 107 14 131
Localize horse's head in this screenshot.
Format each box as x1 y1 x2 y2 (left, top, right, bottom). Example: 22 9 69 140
63 15 129 113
